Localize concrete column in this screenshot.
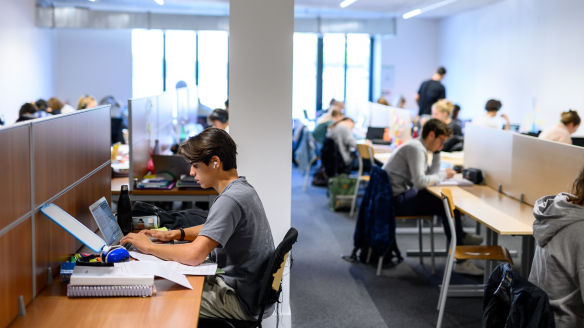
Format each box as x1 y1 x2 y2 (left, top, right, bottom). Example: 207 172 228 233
229 0 294 326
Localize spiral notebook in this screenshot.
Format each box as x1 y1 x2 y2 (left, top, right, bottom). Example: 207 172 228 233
67 285 155 298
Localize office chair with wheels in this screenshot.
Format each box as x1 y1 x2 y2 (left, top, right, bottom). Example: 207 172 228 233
198 228 298 328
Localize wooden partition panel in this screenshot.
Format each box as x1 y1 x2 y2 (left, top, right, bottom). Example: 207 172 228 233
35 166 110 295
33 107 110 207
0 125 31 232
0 218 32 328
510 134 584 205
464 124 514 191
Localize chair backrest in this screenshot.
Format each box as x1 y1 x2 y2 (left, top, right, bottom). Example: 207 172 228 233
356 144 374 160
440 189 457 248
255 227 298 324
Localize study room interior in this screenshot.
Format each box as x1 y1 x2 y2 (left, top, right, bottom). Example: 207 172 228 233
2 0 584 327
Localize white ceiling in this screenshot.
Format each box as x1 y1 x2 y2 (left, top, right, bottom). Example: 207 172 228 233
48 0 505 18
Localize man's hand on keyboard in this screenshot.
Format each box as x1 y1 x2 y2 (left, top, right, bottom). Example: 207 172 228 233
139 229 178 242
120 233 154 254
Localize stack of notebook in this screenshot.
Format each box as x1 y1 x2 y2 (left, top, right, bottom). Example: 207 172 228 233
68 265 155 298
136 175 175 190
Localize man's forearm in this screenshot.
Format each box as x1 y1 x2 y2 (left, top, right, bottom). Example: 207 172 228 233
144 242 205 266
183 224 204 241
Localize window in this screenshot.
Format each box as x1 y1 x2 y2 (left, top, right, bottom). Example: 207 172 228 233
197 31 229 110
345 34 371 107
292 33 318 120
165 30 197 93
322 34 347 106
132 29 164 98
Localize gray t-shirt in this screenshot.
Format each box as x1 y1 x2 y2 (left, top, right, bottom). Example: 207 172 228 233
199 177 275 316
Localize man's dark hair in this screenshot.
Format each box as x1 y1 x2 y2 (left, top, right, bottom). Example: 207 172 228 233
485 99 502 112
452 104 461 120
224 99 229 108
19 103 38 116
208 108 229 124
422 118 453 139
179 128 237 171
35 99 49 112
437 67 447 75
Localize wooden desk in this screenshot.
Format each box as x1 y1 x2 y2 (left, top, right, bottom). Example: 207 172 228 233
9 275 204 328
373 151 464 167
426 184 535 279
112 177 217 203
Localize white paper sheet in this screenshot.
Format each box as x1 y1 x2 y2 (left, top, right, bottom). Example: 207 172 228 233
115 261 193 289
435 178 473 186
129 251 217 275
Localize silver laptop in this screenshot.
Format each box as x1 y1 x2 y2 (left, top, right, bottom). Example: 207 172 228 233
89 197 137 251
152 154 191 180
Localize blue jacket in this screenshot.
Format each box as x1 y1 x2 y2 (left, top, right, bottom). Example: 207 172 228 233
354 166 396 256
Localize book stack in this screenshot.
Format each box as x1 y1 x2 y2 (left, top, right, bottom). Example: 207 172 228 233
68 266 155 298
136 176 175 190
177 175 202 189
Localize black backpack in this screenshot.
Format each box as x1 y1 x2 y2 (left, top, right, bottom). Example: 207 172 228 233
131 201 207 230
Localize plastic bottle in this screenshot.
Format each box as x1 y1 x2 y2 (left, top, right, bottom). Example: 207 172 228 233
117 185 132 235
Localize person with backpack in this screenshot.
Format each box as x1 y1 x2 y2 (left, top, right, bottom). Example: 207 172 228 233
382 119 484 275
120 128 275 321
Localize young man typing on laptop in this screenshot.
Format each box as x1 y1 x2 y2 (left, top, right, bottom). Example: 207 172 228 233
120 128 275 321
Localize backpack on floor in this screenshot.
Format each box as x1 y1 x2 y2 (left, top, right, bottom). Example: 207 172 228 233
328 174 357 211
311 166 328 187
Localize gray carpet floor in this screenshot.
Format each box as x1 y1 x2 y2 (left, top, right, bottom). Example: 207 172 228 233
290 167 524 328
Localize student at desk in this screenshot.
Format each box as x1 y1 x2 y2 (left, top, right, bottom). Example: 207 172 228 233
529 165 584 327
538 110 580 145
121 128 275 321
382 119 484 275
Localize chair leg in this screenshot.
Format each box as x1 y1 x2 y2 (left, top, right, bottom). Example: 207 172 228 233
429 219 435 275
303 167 310 192
377 255 384 276
418 219 424 266
349 179 360 217
366 247 372 264
437 243 456 328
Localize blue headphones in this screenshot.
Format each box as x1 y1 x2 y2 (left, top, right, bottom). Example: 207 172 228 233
100 245 130 263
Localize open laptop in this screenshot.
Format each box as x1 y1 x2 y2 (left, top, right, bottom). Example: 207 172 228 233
89 197 138 251
366 127 392 145
152 154 191 180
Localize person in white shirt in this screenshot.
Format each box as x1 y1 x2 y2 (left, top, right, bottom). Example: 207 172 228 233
472 99 510 130
539 110 580 145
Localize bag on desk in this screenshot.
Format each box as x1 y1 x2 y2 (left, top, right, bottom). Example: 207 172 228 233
131 202 207 230
328 174 357 212
462 168 484 184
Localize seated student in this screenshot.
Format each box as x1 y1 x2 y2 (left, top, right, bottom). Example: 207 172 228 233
208 108 229 133
49 97 76 114
15 103 39 123
529 165 584 327
312 107 344 144
472 99 510 130
326 117 357 169
382 119 484 275
121 128 275 321
431 99 462 136
34 99 51 118
539 110 580 145
377 97 389 106
77 95 97 110
224 99 229 111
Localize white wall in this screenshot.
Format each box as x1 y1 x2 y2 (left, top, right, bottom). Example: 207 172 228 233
0 0 55 125
380 18 440 112
229 0 293 326
55 29 132 108
439 0 584 135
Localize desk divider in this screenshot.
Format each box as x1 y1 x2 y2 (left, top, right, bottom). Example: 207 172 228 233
464 124 584 206
0 106 111 328
128 92 178 190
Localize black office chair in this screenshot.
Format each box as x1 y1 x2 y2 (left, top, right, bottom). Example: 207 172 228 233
198 227 298 328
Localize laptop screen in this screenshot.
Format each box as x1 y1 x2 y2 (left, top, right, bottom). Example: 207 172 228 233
89 197 123 246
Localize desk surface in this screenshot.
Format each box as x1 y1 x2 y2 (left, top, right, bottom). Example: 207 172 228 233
9 275 204 328
427 184 534 235
374 151 464 166
112 177 217 196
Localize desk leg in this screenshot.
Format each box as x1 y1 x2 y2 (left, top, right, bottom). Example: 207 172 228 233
521 235 535 278
484 228 498 285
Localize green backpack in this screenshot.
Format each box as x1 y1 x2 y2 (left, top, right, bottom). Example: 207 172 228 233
328 174 357 212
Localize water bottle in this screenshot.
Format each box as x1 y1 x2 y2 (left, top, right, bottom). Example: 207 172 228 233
117 185 132 235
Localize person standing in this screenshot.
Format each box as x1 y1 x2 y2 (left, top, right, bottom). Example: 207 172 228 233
416 67 447 120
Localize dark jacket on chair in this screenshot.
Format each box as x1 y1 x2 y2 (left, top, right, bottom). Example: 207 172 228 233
483 263 555 328
354 166 396 257
321 137 349 178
